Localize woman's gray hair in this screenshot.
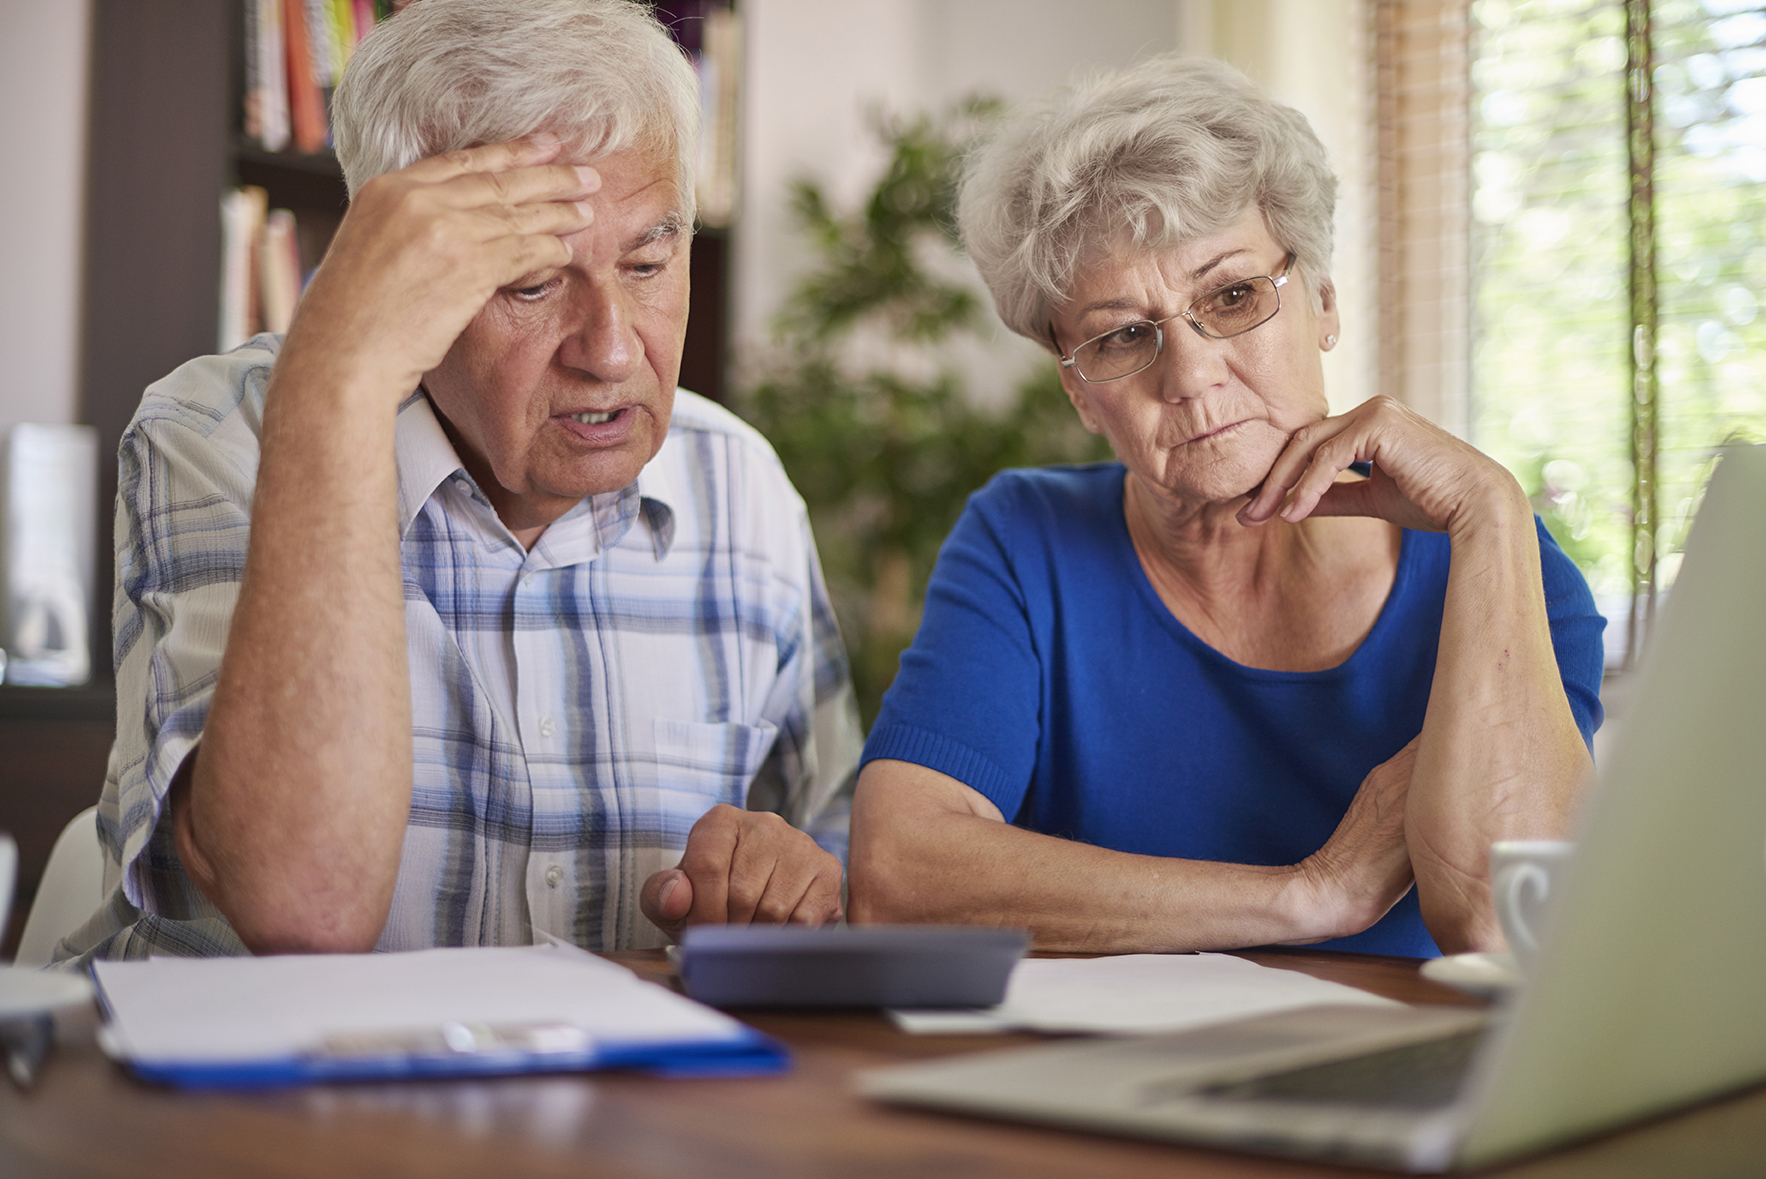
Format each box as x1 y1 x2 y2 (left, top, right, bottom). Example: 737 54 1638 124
333 0 700 221
957 54 1337 348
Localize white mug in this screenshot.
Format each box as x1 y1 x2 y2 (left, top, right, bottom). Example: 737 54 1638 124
1489 840 1576 970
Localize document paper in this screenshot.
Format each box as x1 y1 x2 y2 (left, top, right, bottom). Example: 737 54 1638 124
891 953 1401 1034
94 942 778 1085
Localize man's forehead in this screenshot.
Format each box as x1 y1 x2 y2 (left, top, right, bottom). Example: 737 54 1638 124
570 146 686 249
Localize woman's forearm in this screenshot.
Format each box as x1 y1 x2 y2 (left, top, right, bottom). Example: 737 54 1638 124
1408 483 1594 952
849 760 1399 952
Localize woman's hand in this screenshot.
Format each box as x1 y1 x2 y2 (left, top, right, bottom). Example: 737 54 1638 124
1282 738 1419 944
282 136 601 402
1238 396 1525 536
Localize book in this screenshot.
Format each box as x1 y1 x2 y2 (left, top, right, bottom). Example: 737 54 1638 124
283 0 328 153
259 209 303 334
245 0 290 151
697 7 742 227
218 186 269 351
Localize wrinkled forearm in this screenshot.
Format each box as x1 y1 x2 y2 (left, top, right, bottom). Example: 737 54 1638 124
848 760 1383 952
183 341 414 954
1409 483 1593 953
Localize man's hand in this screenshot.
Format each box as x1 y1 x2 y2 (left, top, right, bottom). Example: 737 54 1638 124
1281 737 1419 944
639 805 845 941
285 135 601 400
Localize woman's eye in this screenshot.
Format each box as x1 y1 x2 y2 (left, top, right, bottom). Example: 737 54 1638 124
1097 322 1153 350
1207 283 1254 311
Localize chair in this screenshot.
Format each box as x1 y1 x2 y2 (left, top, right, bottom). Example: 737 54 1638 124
15 806 103 967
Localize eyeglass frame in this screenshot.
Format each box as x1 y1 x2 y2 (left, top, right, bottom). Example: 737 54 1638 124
1054 252 1295 385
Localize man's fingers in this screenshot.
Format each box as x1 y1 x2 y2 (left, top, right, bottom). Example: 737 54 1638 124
675 806 847 929
638 867 694 938
785 867 844 927
724 846 780 924
407 133 565 181
678 806 741 925
435 162 602 217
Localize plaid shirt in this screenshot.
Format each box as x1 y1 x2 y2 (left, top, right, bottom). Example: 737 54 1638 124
58 336 860 964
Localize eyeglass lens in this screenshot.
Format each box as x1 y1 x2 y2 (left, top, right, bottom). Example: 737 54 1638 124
1073 275 1282 383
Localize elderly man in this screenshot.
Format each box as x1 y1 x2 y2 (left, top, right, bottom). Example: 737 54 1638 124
58 0 859 964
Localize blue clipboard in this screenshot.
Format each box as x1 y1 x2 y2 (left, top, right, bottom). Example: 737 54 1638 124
90 942 791 1090
111 1024 790 1089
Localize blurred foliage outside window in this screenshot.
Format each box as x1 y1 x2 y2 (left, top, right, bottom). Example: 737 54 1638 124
735 105 1112 726
1471 0 1766 667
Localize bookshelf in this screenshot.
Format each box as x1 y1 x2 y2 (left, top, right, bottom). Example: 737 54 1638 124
0 0 743 947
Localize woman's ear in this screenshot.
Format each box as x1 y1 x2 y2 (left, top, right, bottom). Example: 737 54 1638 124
1317 277 1341 351
1059 367 1105 435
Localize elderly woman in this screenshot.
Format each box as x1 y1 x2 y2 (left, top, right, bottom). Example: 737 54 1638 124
848 57 1603 957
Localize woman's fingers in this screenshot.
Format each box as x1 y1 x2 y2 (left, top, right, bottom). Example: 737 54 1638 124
1240 396 1503 533
1240 415 1359 525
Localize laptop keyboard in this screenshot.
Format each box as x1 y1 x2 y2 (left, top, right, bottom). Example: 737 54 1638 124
1195 1030 1484 1111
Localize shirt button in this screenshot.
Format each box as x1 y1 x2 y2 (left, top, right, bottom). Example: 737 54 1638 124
538 715 555 738
545 864 564 888
521 571 536 586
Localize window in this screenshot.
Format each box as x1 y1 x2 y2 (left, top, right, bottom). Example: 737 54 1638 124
1468 0 1766 668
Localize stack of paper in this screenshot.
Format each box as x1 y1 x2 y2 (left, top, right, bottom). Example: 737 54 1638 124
890 953 1400 1034
94 942 784 1088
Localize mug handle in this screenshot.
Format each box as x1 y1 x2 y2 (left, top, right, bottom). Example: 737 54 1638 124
1496 861 1554 956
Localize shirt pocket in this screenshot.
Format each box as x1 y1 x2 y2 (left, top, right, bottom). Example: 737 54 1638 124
642 718 780 840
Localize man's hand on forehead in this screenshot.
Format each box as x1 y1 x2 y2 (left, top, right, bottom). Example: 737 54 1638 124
275 135 603 402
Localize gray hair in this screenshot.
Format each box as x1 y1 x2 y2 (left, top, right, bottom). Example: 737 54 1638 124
957 55 1337 348
333 0 700 222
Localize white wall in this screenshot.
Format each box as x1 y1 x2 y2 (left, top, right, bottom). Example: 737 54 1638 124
0 0 91 438
734 0 1372 411
734 0 1183 403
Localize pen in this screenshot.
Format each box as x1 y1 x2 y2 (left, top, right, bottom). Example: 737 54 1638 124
1 1014 53 1089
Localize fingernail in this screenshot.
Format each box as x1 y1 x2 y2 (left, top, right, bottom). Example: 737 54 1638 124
657 874 678 908
530 130 561 150
574 166 601 191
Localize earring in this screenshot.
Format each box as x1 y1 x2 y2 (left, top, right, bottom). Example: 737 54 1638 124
1324 334 1337 348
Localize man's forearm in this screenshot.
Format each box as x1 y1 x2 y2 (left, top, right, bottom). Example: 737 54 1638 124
181 342 413 954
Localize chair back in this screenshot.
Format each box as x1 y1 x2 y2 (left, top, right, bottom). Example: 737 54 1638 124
0 832 15 945
16 807 103 967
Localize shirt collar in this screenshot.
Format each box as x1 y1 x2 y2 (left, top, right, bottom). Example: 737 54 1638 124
395 392 464 538
395 390 679 560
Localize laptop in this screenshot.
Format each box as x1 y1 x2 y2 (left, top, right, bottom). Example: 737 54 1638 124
858 443 1766 1172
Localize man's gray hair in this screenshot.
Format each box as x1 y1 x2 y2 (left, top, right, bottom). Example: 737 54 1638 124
957 55 1337 348
333 0 700 222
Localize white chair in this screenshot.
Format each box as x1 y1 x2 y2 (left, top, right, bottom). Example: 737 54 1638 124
0 833 15 946
15 807 104 967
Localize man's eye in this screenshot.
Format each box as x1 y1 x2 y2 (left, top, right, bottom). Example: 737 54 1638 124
627 260 667 278
510 280 557 301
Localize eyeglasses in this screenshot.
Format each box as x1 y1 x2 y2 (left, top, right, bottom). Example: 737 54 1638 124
1056 254 1293 384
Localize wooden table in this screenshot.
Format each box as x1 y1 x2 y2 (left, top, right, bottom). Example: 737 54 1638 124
3 947 1763 1177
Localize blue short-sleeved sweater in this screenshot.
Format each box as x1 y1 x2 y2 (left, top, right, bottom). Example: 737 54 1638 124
861 463 1606 958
